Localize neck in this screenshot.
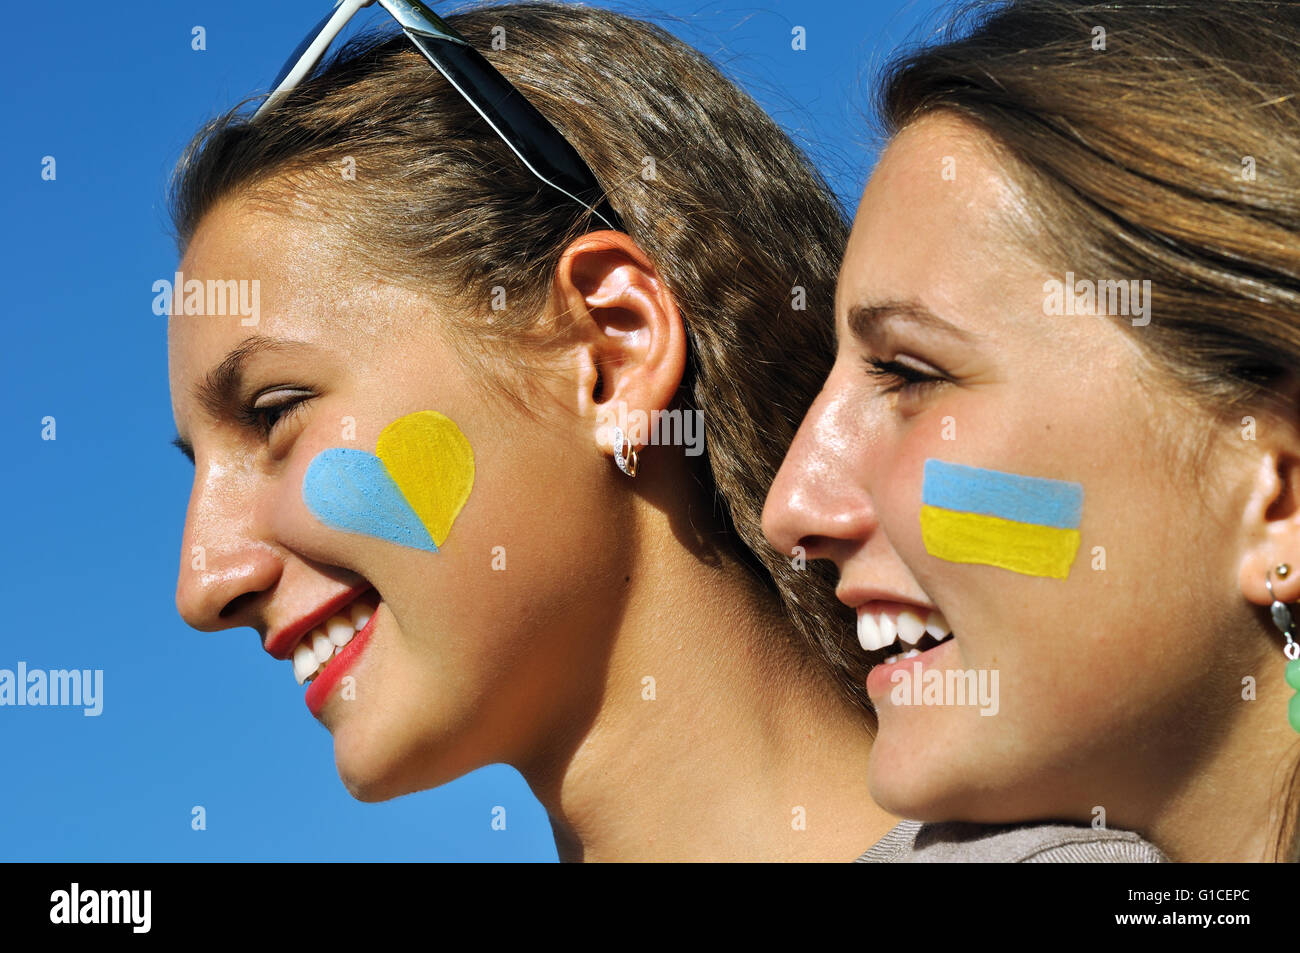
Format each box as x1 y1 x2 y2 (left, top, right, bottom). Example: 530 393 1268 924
518 516 897 861
1145 646 1300 861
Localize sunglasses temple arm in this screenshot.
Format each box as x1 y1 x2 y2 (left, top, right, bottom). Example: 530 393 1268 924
403 29 626 232
258 0 371 118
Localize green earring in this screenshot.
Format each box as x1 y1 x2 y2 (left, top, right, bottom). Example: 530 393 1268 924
1287 657 1300 733
1266 565 1300 733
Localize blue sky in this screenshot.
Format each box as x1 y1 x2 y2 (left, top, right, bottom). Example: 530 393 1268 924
2 0 946 861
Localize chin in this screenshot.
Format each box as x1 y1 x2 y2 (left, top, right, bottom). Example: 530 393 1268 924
867 733 979 823
329 716 419 802
870 742 1057 826
331 717 484 803
869 772 950 823
337 753 463 803
335 746 409 803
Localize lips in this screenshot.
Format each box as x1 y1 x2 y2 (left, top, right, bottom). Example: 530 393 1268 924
853 601 961 699
865 633 960 699
291 593 377 685
304 603 377 717
263 583 373 661
261 585 381 718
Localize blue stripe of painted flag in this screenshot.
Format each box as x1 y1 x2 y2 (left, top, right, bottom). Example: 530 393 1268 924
922 459 1083 529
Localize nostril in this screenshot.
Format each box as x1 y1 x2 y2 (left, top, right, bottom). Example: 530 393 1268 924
219 590 261 621
794 533 842 566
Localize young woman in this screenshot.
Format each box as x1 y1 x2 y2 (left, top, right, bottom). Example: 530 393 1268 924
764 0 1300 862
166 1 896 861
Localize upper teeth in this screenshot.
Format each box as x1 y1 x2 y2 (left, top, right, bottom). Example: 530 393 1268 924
857 608 950 653
292 595 377 685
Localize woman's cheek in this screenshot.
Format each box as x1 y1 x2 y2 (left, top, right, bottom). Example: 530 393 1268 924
299 409 476 553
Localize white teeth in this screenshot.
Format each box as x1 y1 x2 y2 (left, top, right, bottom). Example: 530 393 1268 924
862 606 956 656
861 609 943 653
902 648 921 659
349 602 373 632
896 610 925 646
883 654 900 666
326 615 354 647
311 629 334 664
293 642 319 685
925 610 950 639
857 612 882 651
289 598 377 687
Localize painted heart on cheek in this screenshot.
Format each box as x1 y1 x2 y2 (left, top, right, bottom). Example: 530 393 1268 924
302 410 476 552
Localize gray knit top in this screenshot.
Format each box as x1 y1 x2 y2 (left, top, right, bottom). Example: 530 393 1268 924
856 819 1169 862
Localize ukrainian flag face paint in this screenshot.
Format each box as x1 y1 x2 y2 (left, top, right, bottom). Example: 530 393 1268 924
302 410 476 552
919 459 1083 579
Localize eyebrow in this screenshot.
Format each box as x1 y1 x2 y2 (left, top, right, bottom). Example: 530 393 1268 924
844 300 977 346
172 335 318 464
196 335 279 418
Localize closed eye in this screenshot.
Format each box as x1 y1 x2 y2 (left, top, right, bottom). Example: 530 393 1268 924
862 356 947 394
237 389 314 439
170 390 314 465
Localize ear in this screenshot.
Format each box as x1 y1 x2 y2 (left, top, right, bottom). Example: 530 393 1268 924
1238 431 1300 609
552 231 687 466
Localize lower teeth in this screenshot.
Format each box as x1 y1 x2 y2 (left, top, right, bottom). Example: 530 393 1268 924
883 633 955 664
306 650 344 685
294 601 377 686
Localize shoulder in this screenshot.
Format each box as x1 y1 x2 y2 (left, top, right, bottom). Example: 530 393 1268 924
855 819 1168 863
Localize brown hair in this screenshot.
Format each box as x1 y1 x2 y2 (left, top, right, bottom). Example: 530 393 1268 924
169 2 868 708
877 0 1300 860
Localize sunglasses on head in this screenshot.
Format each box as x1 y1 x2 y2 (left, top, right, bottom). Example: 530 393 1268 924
256 0 625 232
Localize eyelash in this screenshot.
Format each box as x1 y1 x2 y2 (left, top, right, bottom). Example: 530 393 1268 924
862 356 946 395
239 394 311 438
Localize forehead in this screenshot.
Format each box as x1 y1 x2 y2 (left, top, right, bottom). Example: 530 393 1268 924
836 113 1039 334
166 196 411 395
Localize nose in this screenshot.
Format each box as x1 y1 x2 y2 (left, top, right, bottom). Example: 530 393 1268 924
763 371 880 567
175 456 282 632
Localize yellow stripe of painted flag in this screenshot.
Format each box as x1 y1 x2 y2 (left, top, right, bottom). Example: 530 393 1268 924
919 504 1081 579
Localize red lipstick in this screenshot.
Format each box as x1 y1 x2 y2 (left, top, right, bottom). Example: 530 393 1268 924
264 584 371 661
305 604 377 717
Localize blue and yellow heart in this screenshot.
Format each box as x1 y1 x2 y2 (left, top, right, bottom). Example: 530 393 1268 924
302 410 475 553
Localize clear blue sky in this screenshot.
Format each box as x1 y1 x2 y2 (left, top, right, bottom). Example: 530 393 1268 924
2 0 946 861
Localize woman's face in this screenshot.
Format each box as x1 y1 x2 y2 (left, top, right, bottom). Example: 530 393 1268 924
764 113 1266 826
169 195 629 801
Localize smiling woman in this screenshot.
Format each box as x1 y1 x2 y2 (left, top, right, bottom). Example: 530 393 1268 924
765 0 1300 862
164 2 896 861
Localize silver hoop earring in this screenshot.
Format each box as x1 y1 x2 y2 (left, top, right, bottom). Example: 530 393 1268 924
612 426 638 478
